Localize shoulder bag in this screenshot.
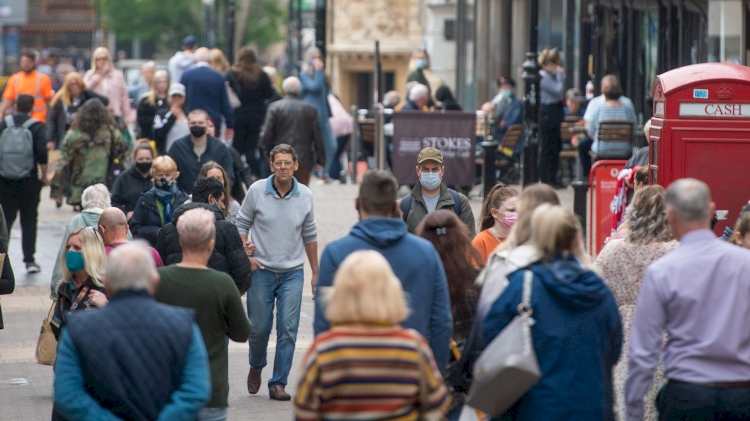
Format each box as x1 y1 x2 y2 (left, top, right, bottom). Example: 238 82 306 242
35 302 57 365
465 270 540 417
226 72 242 109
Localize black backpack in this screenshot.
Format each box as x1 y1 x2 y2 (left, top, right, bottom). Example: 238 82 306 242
400 189 462 221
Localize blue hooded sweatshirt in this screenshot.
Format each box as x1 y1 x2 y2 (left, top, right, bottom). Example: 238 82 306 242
314 217 453 372
483 256 622 421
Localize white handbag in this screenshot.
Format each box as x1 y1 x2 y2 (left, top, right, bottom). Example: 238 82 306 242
466 270 540 417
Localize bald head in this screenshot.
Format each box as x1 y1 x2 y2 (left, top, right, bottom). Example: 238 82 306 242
194 47 211 63
98 207 129 246
666 178 715 239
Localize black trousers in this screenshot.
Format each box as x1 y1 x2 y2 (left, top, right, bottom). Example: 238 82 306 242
577 135 594 178
657 380 750 421
539 102 564 185
0 176 41 262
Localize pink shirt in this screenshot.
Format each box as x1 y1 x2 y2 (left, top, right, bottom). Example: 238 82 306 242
83 69 130 118
105 242 164 267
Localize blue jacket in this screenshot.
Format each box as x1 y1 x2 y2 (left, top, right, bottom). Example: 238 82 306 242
180 65 235 129
299 69 331 128
483 257 622 421
53 290 211 421
314 217 453 372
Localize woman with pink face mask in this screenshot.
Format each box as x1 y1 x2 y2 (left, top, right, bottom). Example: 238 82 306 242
472 184 519 264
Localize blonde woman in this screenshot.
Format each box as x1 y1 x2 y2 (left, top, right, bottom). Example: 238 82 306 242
136 70 170 140
595 185 677 421
46 72 109 149
295 250 449 420
483 204 622 420
83 47 130 125
210 48 230 73
50 226 108 340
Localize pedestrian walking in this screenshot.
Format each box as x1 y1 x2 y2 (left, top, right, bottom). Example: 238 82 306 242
625 179 750 421
406 49 435 107
45 72 109 150
472 184 519 263
484 204 622 420
49 184 117 298
180 48 235 140
153 82 190 155
198 161 241 224
400 83 429 111
401 147 476 238
156 177 251 294
416 210 482 419
314 169 453 372
258 77 325 185
167 109 234 194
136 69 170 140
0 94 48 274
300 48 337 181
49 98 129 207
327 92 353 182
129 155 189 246
53 242 211 421
156 208 250 421
98 207 163 267
127 60 156 104
296 251 450 420
210 48 230 73
594 186 677 421
0 49 54 123
235 143 319 401
538 49 565 187
50 226 109 340
226 46 274 177
83 48 130 127
168 36 198 83
0 235 15 329
111 140 154 221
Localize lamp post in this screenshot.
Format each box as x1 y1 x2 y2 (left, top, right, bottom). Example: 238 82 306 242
226 0 236 62
202 0 215 48
0 5 9 76
521 0 540 186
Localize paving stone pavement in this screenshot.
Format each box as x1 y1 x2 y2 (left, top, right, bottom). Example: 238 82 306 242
0 182 572 420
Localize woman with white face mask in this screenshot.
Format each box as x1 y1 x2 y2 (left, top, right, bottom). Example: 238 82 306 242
472 184 519 264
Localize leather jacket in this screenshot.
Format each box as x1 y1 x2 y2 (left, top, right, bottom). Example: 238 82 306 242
258 94 325 170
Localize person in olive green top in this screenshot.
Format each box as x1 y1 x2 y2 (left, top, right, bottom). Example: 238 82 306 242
406 49 434 108
155 207 250 421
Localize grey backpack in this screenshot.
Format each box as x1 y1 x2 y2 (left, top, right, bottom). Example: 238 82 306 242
0 115 37 179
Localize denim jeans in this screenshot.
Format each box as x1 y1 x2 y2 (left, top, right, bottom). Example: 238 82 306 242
247 268 304 388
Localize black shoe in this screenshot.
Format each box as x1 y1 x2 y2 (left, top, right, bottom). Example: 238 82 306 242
26 262 41 274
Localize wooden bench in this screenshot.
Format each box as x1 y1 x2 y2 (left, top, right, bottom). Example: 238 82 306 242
590 119 634 160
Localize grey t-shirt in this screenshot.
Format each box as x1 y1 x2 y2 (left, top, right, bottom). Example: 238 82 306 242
423 194 440 213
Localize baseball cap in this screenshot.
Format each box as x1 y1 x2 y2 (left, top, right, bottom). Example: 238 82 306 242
168 83 186 97
417 147 444 165
181 36 198 49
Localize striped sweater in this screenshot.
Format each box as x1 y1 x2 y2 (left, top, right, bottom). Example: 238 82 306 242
295 325 450 421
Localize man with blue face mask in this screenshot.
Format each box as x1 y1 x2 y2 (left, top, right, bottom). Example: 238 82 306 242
406 49 435 108
400 147 476 238
491 76 523 143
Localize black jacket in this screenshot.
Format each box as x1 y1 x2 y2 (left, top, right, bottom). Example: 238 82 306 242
167 135 234 195
45 90 109 147
155 202 252 294
129 187 189 246
152 105 186 155
258 95 325 170
0 237 15 329
136 96 168 140
111 167 153 215
229 146 254 203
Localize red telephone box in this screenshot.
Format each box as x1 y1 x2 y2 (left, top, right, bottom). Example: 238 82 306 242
651 63 750 235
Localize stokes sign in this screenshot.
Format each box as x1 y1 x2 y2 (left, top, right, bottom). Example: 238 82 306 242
391 111 477 185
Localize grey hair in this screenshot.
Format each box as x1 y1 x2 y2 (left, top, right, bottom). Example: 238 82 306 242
383 90 401 108
282 77 302 96
666 178 712 223
81 184 111 209
177 208 216 252
105 241 158 293
141 60 156 70
408 83 429 102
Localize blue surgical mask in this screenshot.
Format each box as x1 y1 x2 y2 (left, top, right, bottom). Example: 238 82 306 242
502 89 512 98
66 250 85 273
415 59 428 70
420 172 441 190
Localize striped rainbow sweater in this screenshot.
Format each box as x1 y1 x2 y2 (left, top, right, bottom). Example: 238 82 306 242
294 325 450 420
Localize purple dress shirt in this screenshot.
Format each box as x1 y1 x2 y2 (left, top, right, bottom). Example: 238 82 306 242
625 229 750 421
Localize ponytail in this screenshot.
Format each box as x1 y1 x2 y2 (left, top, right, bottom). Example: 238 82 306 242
479 184 519 231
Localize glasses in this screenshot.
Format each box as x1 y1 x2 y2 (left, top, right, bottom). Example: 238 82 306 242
273 161 294 169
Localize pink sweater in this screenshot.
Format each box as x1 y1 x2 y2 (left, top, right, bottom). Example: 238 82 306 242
83 69 130 118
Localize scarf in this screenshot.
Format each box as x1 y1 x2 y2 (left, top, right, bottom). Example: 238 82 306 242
153 183 178 224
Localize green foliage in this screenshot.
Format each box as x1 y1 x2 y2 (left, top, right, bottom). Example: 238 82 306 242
100 0 201 52
243 0 286 50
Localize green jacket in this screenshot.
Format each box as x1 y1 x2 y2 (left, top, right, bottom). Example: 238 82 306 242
50 125 129 206
404 182 476 238
406 69 435 107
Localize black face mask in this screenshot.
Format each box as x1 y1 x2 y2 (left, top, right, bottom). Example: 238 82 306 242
135 162 152 173
190 126 207 138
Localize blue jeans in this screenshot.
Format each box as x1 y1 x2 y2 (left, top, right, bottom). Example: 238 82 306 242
247 268 304 388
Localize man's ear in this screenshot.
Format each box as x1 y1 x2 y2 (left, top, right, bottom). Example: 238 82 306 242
354 197 360 212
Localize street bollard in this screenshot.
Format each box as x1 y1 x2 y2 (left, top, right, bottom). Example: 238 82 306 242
481 134 498 198
349 105 360 183
571 180 589 237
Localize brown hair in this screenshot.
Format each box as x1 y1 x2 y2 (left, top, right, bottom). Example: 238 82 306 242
358 170 398 217
635 165 649 186
132 139 155 161
232 46 262 89
199 161 234 218
538 49 561 67
603 80 624 100
479 184 519 231
626 185 673 245
416 210 482 317
734 211 750 242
